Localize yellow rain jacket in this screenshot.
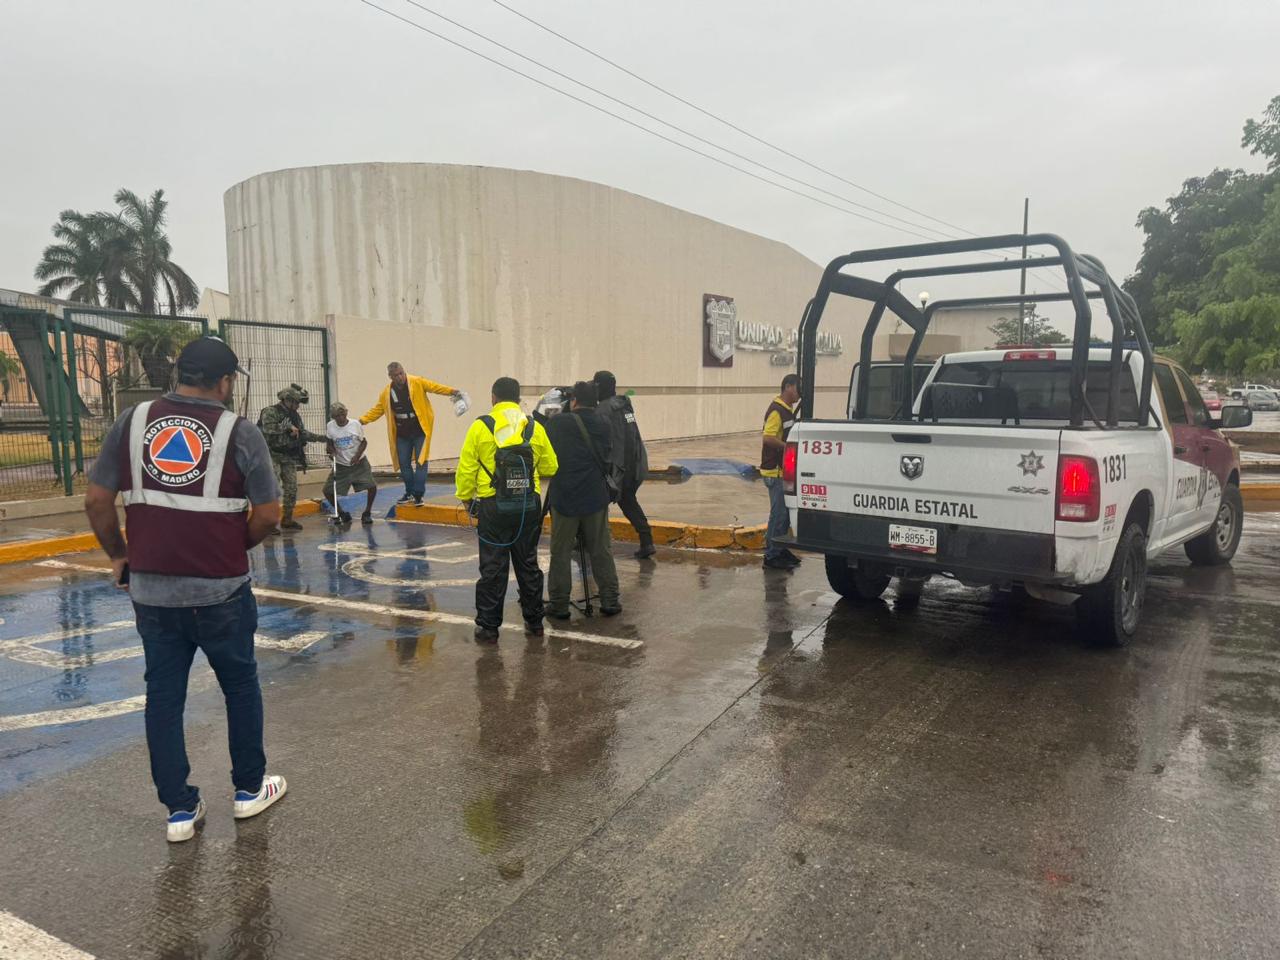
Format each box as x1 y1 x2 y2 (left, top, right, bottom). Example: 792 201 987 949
456 402 558 502
361 375 457 471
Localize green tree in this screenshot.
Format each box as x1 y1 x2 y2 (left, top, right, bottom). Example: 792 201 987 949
0 351 23 403
33 210 137 308
1242 93 1280 171
122 317 200 388
1124 169 1273 344
32 188 198 315
112 189 199 315
988 307 1066 347
1124 95 1280 374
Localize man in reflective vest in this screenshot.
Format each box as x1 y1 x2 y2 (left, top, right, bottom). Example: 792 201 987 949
84 336 289 842
761 373 802 571
455 377 558 643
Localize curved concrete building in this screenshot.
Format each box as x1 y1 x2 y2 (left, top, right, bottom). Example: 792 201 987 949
224 163 977 464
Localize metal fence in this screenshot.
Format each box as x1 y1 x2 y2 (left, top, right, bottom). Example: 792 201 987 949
0 303 208 501
219 319 332 468
0 307 64 500
0 303 333 501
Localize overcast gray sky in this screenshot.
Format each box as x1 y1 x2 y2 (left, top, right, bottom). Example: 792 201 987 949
3 0 1277 326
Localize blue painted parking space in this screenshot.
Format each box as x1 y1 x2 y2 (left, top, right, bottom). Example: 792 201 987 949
0 517 484 794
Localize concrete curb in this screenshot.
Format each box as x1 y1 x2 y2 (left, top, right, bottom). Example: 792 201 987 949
0 532 101 565
392 501 768 551
1243 483 1280 502
0 500 323 566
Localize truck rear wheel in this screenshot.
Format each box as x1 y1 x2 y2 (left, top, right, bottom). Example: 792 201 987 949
825 555 890 602
1077 522 1147 647
1184 484 1243 566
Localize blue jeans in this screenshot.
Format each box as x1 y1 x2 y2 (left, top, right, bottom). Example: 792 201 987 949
396 432 428 499
134 583 265 813
763 476 789 560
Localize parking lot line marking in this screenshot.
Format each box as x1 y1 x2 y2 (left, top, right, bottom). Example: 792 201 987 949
0 910 96 959
319 541 474 563
257 631 330 653
253 587 644 650
34 560 643 651
0 694 148 733
0 620 136 652
0 630 329 670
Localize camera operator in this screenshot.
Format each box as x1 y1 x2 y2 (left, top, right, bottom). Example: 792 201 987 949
593 371 654 559
541 381 621 619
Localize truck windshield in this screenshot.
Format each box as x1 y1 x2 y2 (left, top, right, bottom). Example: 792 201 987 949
923 359 1140 424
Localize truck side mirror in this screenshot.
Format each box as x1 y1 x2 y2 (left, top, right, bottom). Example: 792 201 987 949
1218 406 1253 429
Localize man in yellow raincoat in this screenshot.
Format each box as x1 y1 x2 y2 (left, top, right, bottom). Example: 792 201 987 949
361 362 462 505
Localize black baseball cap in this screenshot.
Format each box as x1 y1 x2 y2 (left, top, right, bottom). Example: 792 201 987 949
176 336 246 381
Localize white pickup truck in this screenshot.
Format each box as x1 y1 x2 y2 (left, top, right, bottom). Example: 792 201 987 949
783 234 1254 645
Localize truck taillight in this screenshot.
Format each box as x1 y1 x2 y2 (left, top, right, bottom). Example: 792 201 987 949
1003 349 1057 361
782 441 798 495
1056 455 1100 522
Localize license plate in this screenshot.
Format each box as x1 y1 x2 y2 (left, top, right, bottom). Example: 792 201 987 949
888 524 937 555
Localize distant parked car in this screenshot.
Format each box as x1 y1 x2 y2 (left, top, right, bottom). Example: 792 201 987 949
1245 390 1279 411
1201 390 1222 412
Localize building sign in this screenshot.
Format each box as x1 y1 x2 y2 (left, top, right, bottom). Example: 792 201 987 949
736 322 843 362
703 294 736 367
702 297 844 367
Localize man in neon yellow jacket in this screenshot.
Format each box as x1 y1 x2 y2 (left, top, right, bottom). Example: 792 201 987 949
456 377 558 643
361 362 461 505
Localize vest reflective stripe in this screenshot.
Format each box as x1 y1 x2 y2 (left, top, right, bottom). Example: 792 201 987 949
203 409 238 499
121 489 250 511
127 400 153 494
126 401 247 513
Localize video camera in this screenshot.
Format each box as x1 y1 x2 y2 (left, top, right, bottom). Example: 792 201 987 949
534 385 575 419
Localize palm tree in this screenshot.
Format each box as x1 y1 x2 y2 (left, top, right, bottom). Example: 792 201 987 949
112 189 199 315
33 211 137 308
122 317 199 388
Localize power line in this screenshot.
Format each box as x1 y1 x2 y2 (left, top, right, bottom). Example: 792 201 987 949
359 1 1068 290
489 0 983 240
358 0 948 242
393 0 968 242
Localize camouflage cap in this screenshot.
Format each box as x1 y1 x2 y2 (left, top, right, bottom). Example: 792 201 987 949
277 384 309 403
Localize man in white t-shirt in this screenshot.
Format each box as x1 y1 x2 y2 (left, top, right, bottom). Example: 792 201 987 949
325 402 378 524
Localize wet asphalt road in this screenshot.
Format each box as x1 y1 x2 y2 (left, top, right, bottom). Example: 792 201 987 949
1 509 1279 959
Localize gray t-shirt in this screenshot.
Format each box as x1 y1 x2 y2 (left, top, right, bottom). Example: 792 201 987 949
89 393 280 607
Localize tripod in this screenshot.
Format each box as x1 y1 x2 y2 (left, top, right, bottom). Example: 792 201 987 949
570 527 599 616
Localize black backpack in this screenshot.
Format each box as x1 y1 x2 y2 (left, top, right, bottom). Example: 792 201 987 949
478 415 537 515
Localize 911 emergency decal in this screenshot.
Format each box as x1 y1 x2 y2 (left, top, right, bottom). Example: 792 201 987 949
143 416 212 486
800 483 828 509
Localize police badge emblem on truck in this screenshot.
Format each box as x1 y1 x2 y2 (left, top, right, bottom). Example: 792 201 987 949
900 455 924 480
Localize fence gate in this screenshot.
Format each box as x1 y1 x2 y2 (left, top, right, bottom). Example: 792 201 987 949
219 320 332 467
0 306 70 500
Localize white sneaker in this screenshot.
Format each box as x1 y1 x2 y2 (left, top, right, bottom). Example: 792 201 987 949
166 798 206 843
233 774 288 819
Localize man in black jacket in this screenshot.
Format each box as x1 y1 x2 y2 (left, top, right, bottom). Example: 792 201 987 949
593 370 654 559
543 381 621 618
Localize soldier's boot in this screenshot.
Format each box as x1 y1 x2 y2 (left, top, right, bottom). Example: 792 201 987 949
281 511 303 531
634 533 657 559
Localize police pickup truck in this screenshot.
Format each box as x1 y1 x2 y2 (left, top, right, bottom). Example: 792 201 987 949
781 234 1253 645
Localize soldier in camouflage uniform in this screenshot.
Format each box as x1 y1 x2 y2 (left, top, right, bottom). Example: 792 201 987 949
257 385 326 531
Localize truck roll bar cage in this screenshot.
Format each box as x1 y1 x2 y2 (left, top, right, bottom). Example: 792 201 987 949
796 234 1154 429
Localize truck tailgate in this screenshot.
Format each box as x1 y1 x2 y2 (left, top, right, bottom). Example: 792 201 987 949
795 423 1063 535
